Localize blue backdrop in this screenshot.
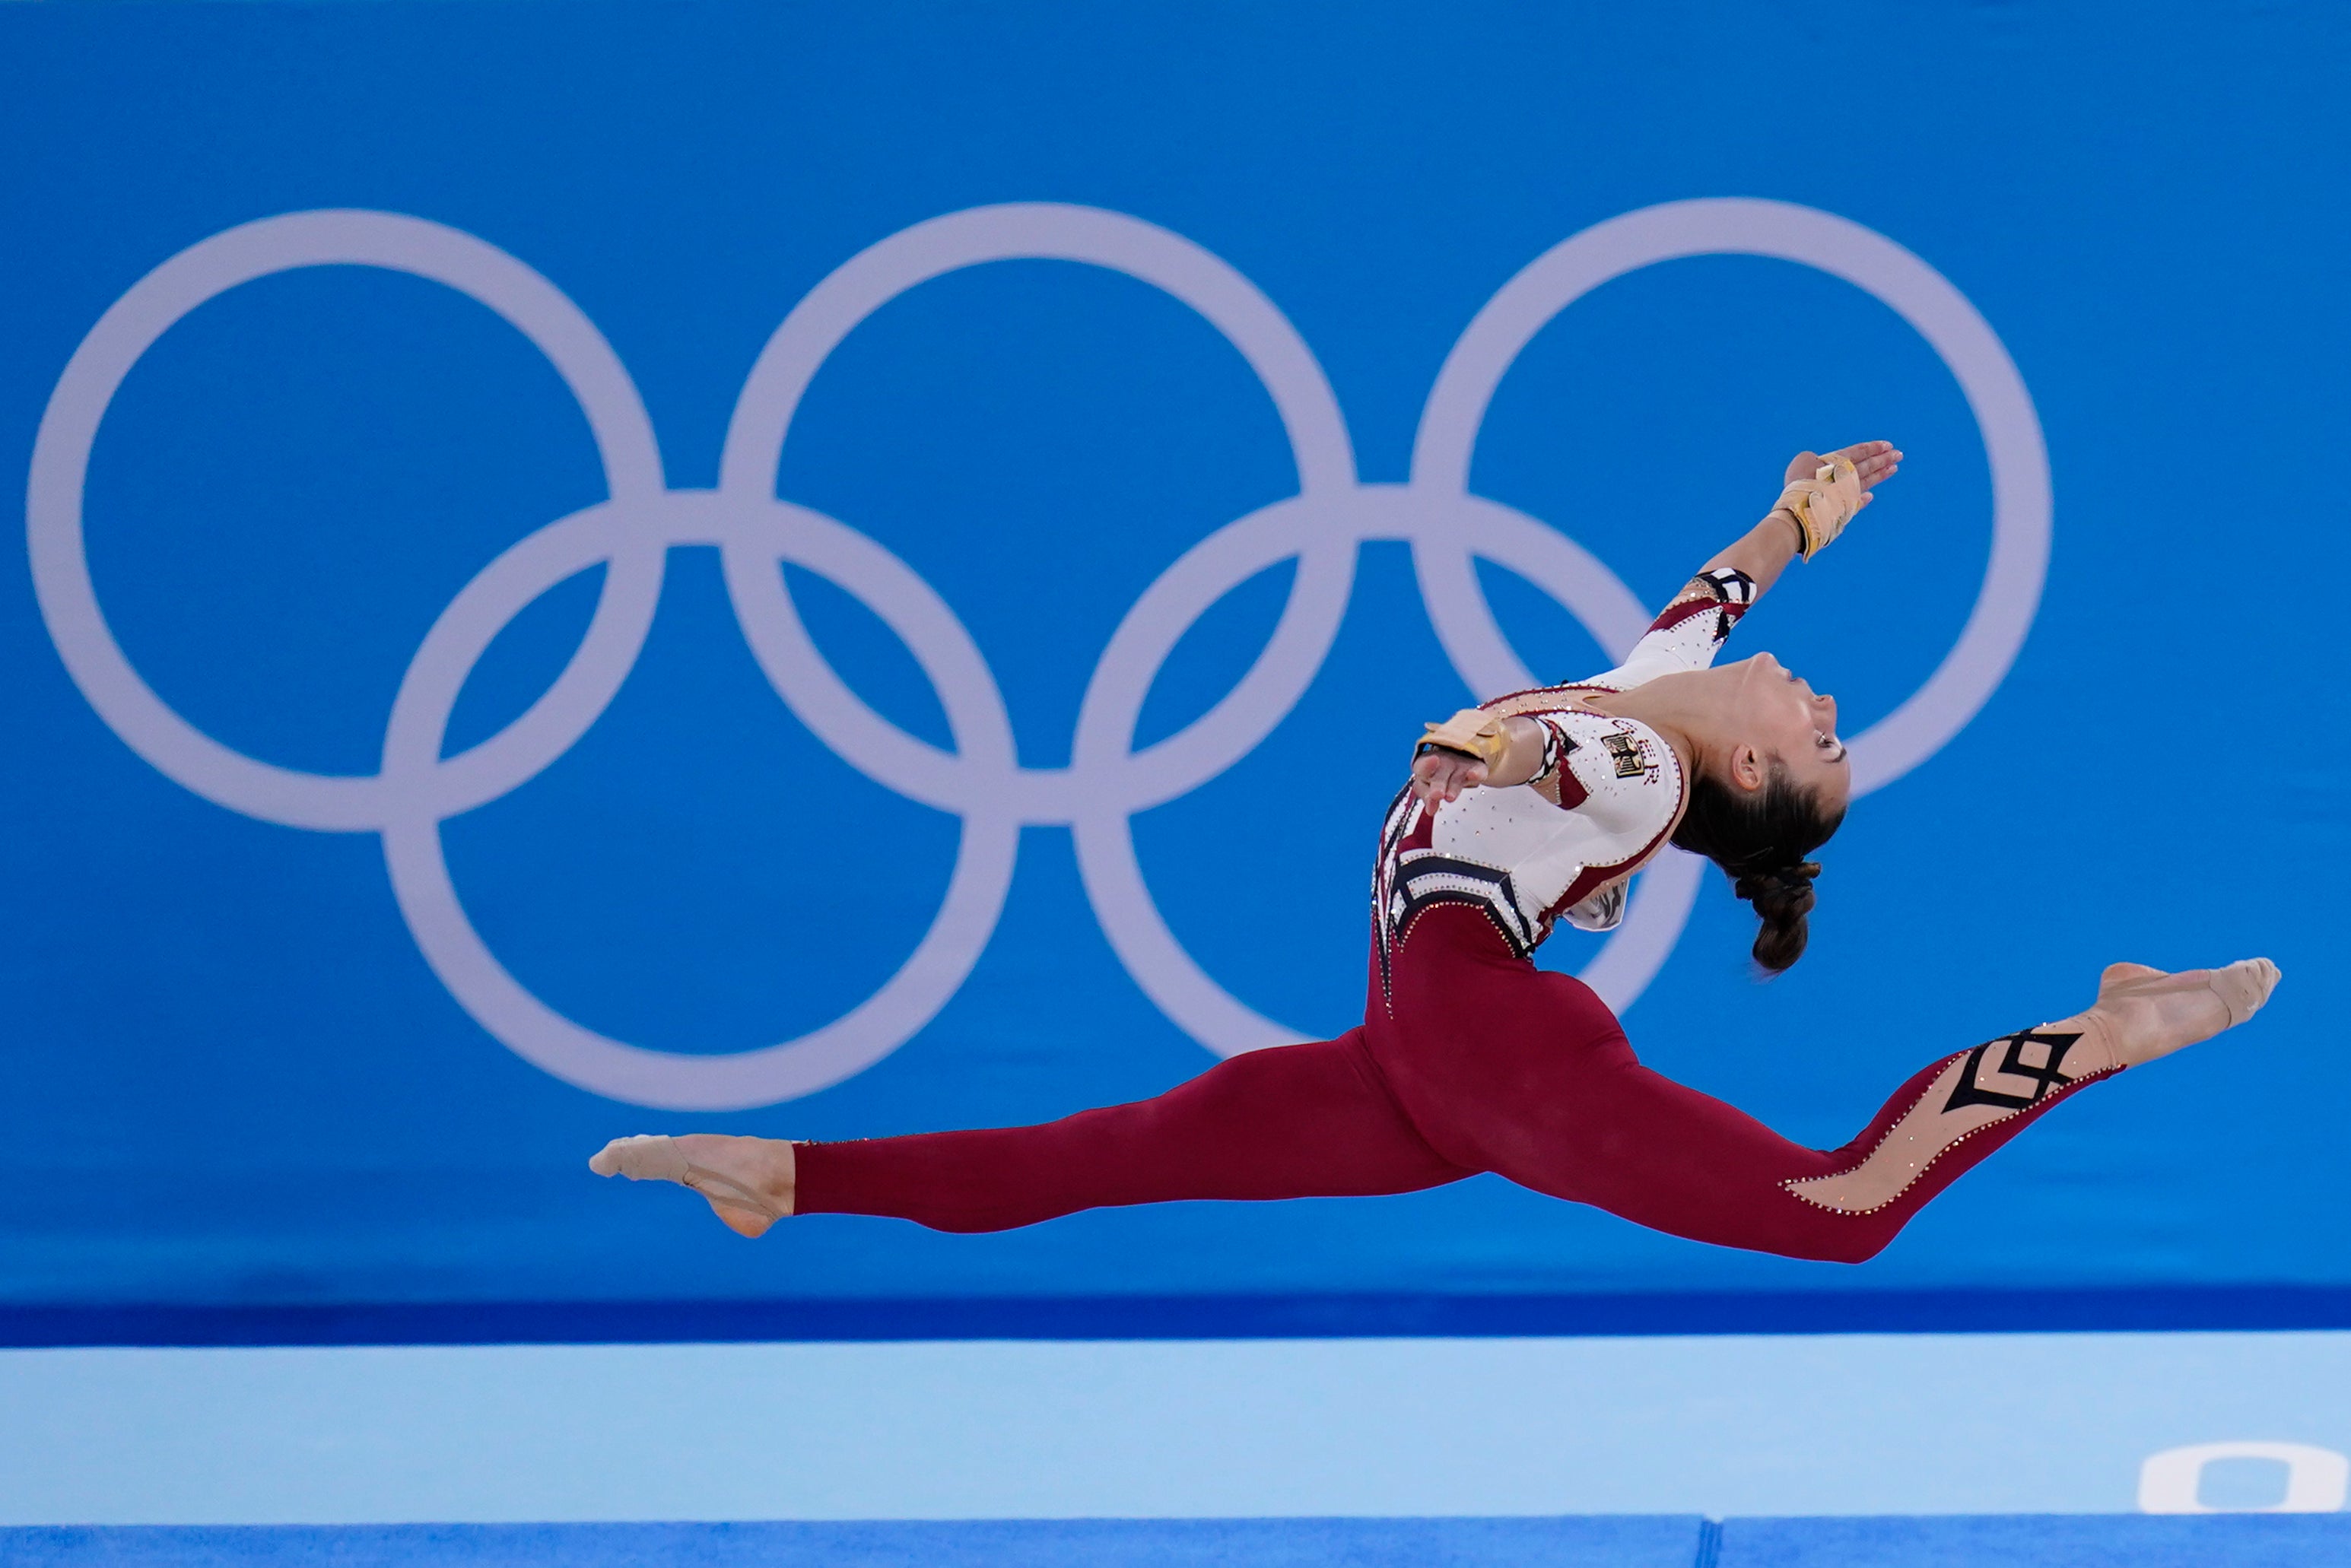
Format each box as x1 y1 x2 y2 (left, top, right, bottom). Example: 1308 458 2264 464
2 0 2345 1318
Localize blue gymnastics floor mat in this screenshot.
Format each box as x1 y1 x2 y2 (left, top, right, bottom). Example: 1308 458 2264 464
0 1519 1708 1567
1720 1512 2351 1566
10 1516 2351 1567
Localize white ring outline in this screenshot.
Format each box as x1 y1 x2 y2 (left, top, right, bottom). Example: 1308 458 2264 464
377 494 1027 1107
1412 197 2051 798
24 199 2048 1108
27 210 672 831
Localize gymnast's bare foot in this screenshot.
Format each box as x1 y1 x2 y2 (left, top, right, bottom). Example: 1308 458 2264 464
2083 959 2280 1068
589 1134 797 1238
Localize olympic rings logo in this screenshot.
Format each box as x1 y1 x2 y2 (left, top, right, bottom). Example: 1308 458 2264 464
27 198 2049 1111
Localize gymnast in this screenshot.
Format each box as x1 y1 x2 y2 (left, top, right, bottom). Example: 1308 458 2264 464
591 441 2277 1262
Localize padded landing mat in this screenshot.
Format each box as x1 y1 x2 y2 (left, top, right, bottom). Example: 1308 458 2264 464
1722 1512 2351 1566
0 1519 1709 1567
14 1516 2351 1565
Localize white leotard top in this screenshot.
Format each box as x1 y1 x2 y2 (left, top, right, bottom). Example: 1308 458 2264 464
1372 567 1755 992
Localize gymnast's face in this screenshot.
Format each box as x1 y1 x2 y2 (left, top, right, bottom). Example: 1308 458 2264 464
1724 652 1851 811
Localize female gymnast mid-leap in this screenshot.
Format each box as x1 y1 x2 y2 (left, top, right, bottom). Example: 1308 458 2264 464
591 441 2279 1262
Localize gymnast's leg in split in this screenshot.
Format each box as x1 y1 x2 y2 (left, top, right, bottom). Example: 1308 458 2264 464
589 928 2278 1260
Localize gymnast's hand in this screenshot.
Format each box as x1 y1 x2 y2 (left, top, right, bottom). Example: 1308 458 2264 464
1411 747 1486 808
1786 440 1901 512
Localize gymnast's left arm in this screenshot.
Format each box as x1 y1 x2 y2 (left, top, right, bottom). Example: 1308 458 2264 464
1588 440 1904 691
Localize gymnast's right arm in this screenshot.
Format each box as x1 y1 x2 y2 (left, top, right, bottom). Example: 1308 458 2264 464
1692 440 1901 607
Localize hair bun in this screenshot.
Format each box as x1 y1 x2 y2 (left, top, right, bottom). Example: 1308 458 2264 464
1667 762 1842 975
1733 860 1821 920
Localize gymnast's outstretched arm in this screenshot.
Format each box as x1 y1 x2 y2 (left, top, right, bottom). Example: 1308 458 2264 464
1411 440 1901 803
1698 439 1899 597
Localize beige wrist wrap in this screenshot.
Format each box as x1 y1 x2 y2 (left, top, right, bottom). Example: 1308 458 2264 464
1415 708 1510 770
1777 456 1865 560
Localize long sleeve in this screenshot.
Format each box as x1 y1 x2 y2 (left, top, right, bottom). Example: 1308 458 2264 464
1581 567 1758 691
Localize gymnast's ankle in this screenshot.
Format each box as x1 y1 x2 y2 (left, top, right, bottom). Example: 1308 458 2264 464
589 1133 798 1239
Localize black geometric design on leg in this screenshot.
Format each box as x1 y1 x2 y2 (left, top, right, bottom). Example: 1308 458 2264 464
1940 1029 2086 1113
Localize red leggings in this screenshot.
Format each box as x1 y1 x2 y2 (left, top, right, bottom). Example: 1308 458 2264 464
796 906 2103 1262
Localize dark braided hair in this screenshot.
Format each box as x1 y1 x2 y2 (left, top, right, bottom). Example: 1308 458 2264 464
1670 759 1844 973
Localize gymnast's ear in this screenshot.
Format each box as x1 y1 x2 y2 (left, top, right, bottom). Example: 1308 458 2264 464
1727 742 1768 793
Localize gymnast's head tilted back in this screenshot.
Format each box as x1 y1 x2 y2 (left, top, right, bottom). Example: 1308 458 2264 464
1666 649 1850 973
